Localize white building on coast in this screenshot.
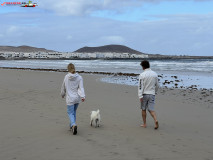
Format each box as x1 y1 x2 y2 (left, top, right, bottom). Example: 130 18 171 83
67 52 148 59
0 51 148 59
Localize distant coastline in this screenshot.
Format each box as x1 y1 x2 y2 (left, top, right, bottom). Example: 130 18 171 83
0 44 212 60
1 57 213 60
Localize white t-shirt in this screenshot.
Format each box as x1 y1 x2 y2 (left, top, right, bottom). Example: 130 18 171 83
138 68 159 99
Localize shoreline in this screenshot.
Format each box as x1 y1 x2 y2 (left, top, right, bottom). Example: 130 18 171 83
1 68 213 107
1 67 212 91
0 66 139 77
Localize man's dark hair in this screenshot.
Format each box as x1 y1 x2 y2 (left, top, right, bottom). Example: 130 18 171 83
140 60 150 69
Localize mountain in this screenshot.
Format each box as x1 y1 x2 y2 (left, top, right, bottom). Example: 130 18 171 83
0 45 55 52
74 45 145 55
0 44 145 55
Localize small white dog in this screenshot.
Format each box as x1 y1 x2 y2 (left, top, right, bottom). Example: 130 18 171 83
90 109 101 128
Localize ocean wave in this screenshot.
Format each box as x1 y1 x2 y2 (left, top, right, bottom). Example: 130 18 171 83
1 59 213 74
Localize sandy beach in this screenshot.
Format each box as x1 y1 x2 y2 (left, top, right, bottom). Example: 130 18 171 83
0 69 213 160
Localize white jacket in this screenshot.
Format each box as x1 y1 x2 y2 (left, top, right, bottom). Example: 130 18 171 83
138 68 159 99
61 73 85 105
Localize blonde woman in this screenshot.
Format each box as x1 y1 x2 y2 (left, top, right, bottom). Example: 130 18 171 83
61 63 85 135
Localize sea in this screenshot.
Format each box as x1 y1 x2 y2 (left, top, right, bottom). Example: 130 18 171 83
0 59 213 89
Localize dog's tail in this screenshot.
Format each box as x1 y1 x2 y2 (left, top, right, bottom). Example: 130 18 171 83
97 109 100 114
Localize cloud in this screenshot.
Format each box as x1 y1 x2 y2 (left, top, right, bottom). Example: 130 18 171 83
38 0 213 16
39 0 102 16
100 36 125 44
67 35 73 40
6 26 17 34
0 11 213 56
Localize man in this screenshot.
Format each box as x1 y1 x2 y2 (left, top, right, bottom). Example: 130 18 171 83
138 60 159 129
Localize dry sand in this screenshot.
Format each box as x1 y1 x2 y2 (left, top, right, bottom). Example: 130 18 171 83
0 69 213 160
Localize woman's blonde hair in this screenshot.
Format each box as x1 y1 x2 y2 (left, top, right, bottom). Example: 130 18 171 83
67 63 76 73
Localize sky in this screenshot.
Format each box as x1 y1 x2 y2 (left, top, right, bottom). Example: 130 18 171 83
0 0 213 56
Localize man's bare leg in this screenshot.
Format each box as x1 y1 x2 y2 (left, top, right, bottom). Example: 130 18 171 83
149 111 159 129
141 110 147 128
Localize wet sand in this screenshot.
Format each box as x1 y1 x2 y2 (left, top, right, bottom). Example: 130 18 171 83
0 69 213 160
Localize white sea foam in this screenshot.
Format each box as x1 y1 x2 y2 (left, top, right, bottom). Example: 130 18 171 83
1 59 213 89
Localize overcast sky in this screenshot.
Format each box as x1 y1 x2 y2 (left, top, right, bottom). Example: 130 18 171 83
0 0 213 56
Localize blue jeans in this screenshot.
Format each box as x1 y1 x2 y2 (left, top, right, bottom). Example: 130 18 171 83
67 103 79 127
